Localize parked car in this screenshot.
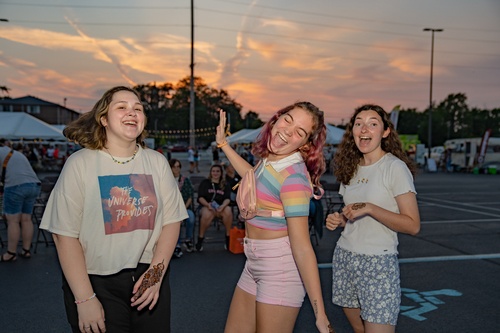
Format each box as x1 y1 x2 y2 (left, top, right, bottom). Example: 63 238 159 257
170 145 188 152
478 161 499 174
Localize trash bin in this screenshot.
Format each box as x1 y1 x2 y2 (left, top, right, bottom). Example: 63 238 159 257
488 165 497 175
473 167 479 175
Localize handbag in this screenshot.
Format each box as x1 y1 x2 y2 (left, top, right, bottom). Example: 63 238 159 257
234 161 284 220
229 226 245 254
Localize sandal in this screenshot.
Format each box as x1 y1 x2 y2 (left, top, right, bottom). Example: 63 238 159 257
20 248 32 259
1 250 17 262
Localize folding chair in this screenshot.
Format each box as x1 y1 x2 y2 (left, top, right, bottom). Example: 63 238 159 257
33 181 56 253
320 180 344 215
192 177 229 248
308 198 324 246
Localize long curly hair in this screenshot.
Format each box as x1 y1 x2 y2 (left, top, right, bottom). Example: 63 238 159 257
63 86 148 150
334 104 416 185
252 101 326 190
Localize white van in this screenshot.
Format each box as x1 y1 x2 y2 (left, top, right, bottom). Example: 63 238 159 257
444 137 500 172
430 146 444 163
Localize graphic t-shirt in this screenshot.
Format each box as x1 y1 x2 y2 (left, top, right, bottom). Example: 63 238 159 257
40 146 188 275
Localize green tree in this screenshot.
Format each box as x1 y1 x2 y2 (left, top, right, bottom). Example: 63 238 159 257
134 82 174 132
0 85 11 99
396 92 499 147
435 93 469 141
395 108 425 138
243 111 264 129
134 77 252 147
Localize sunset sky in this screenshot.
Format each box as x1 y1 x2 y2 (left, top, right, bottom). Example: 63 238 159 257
1 0 499 125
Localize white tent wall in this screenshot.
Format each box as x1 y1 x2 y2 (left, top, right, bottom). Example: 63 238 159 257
0 112 66 141
325 124 345 145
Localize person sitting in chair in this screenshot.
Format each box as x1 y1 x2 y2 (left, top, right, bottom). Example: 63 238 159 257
196 164 232 251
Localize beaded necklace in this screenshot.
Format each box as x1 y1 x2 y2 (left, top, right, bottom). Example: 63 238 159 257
106 145 138 165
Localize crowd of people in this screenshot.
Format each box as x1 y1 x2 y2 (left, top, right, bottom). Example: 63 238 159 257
0 140 77 172
1 85 420 333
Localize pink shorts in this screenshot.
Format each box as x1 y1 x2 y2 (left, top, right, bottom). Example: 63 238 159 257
237 236 306 307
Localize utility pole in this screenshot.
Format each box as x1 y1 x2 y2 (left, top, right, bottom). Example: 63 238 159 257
189 0 195 148
423 28 443 158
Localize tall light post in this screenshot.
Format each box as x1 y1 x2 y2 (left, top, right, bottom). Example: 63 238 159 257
423 27 443 158
189 0 195 148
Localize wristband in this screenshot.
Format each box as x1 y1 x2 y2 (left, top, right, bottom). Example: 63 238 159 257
216 141 228 148
75 293 96 304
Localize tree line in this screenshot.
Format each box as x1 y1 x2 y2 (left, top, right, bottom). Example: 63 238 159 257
137 77 499 148
2 78 497 149
134 77 263 148
393 93 499 148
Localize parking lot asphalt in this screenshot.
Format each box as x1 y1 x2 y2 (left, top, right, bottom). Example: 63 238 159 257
1 151 499 332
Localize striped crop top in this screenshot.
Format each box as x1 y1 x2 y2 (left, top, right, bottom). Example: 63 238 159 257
246 156 313 231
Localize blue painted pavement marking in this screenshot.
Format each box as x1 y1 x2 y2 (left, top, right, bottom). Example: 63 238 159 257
400 288 462 321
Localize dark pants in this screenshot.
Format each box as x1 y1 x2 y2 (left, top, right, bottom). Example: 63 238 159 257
62 264 171 333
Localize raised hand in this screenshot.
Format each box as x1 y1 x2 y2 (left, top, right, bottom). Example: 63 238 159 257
216 109 227 145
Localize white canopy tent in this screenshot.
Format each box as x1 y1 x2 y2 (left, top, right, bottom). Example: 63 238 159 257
325 124 345 145
226 127 263 144
0 112 66 141
225 128 258 144
225 124 345 145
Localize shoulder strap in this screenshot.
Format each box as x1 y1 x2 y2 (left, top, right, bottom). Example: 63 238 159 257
1 149 14 185
232 160 262 191
211 182 217 202
178 175 185 189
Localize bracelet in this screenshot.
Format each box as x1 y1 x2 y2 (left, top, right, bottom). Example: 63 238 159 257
216 141 228 148
74 293 96 304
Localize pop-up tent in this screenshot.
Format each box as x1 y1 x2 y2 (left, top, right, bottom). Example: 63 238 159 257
325 124 345 145
226 128 263 144
0 112 66 141
225 128 258 144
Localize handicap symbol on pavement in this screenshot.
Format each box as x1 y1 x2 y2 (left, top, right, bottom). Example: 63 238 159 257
400 288 462 321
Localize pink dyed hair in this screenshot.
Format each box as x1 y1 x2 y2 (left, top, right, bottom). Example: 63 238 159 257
252 101 326 190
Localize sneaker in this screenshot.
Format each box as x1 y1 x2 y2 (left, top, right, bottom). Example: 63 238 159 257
173 246 183 258
184 240 194 253
195 237 204 252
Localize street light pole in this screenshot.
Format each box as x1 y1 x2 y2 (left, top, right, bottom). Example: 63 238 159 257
423 27 443 158
189 0 195 148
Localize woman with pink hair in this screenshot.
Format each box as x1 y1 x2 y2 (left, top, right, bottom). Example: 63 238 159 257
216 102 334 333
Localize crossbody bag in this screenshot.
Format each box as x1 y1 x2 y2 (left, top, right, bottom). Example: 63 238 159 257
0 149 14 194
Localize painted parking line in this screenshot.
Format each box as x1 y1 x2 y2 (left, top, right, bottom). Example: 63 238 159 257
317 253 500 269
419 196 500 213
399 253 500 263
417 200 500 217
422 218 500 224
